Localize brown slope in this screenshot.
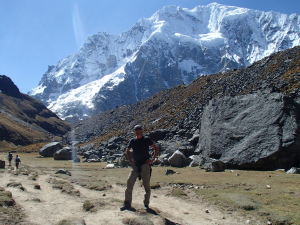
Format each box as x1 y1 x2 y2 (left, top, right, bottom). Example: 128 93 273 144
73 46 300 144
0 75 70 149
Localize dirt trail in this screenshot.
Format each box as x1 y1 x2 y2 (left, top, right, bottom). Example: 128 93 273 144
0 169 245 225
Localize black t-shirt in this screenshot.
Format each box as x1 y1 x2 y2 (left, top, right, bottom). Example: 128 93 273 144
128 136 153 162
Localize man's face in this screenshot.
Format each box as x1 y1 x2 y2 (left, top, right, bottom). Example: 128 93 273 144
134 128 143 137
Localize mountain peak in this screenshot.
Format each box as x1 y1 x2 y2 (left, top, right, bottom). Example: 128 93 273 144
0 75 21 98
30 4 300 121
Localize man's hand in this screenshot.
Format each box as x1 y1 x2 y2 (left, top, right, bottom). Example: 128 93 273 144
124 148 135 167
148 144 159 165
146 159 154 165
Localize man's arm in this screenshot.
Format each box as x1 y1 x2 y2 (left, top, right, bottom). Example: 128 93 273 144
149 144 159 164
124 148 135 167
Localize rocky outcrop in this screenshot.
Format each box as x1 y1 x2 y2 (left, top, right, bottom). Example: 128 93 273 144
71 46 300 148
78 136 127 162
39 142 62 157
197 92 300 170
0 75 21 98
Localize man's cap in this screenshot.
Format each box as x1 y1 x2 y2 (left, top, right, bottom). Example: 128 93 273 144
134 125 143 131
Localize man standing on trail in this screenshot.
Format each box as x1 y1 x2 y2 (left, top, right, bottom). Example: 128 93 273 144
121 125 159 211
7 152 13 166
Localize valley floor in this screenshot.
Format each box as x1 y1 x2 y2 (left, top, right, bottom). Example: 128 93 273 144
0 153 299 225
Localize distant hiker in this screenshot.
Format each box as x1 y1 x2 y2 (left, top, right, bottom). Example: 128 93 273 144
121 125 159 211
15 155 21 169
7 152 13 166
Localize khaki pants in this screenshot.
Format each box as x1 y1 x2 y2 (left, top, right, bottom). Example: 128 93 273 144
125 163 151 206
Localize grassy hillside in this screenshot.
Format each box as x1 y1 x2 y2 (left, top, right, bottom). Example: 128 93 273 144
0 76 70 150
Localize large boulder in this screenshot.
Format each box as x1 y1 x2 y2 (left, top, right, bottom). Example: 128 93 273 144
168 150 188 167
197 92 300 170
54 147 73 160
39 142 62 157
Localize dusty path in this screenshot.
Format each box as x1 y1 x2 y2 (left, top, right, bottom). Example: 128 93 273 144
0 169 246 225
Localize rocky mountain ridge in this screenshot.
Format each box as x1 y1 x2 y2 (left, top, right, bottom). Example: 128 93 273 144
70 46 300 170
30 3 300 120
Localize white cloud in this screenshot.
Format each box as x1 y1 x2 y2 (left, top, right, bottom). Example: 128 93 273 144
72 3 86 48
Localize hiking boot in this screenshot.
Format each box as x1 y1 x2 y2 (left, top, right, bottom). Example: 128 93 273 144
144 204 149 210
120 201 132 211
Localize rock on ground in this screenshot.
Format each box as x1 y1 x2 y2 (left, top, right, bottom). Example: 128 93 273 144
197 92 300 170
165 169 176 175
105 164 115 169
168 150 188 168
286 167 300 174
189 155 205 167
0 160 5 168
39 142 62 157
55 169 72 176
204 160 226 172
54 147 73 160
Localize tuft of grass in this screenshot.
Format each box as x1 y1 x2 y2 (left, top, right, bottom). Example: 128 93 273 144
0 187 15 207
71 177 112 191
83 200 95 212
56 218 86 225
83 199 106 212
168 188 187 198
6 181 26 191
47 177 80 197
28 172 38 181
122 216 154 225
0 186 32 225
268 215 293 225
222 193 258 211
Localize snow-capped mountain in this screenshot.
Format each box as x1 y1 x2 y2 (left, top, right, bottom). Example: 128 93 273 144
30 3 300 120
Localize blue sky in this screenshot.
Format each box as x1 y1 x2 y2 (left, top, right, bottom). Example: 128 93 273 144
0 0 300 93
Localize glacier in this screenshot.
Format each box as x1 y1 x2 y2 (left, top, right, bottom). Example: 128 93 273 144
30 3 300 120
